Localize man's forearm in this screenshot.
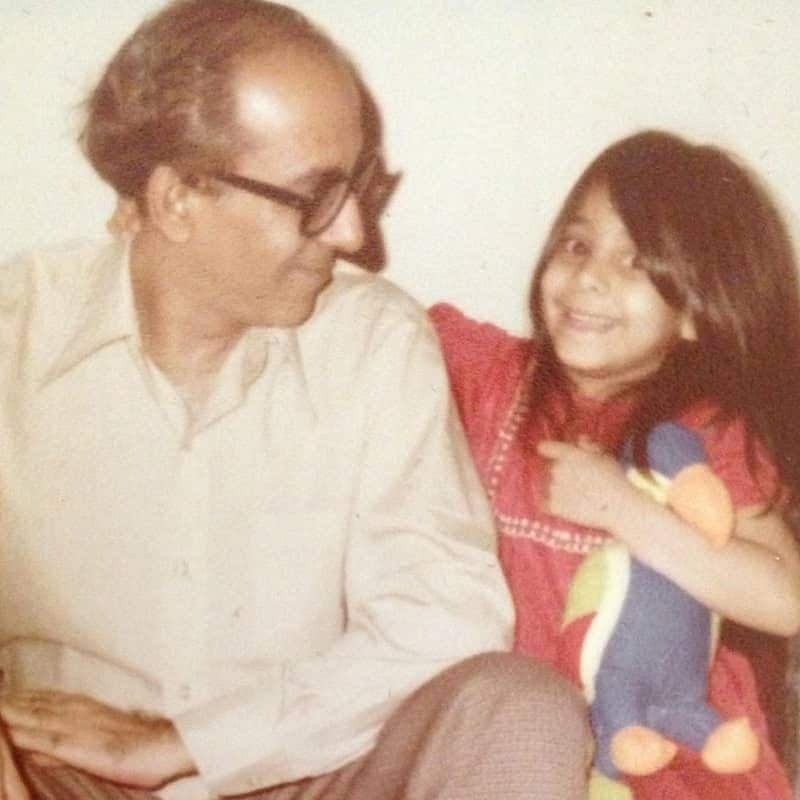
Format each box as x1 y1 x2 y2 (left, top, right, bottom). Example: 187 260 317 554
1 722 30 800
0 692 196 790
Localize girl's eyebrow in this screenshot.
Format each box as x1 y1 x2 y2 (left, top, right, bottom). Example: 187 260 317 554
563 215 592 230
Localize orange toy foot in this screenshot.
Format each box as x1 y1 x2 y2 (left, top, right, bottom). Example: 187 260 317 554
701 716 759 773
611 725 678 776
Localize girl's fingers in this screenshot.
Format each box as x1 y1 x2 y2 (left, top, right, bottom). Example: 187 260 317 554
576 435 603 453
537 440 576 460
538 439 604 461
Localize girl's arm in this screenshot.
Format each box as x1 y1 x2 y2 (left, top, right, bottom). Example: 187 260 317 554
538 440 800 636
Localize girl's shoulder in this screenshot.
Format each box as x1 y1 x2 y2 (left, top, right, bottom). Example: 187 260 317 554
678 401 781 509
429 302 533 403
429 303 536 455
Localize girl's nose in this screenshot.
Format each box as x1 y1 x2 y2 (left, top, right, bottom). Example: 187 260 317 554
575 254 612 291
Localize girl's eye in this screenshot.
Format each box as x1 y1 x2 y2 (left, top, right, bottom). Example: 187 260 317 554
626 253 649 273
559 236 589 259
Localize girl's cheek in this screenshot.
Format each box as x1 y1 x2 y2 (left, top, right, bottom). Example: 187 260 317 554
539 261 560 294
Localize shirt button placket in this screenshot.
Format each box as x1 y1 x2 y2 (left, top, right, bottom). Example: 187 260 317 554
163 440 210 713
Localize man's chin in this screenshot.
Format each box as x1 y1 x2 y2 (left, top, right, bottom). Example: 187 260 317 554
257 292 327 329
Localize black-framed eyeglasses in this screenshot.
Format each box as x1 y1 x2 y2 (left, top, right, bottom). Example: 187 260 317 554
212 151 380 237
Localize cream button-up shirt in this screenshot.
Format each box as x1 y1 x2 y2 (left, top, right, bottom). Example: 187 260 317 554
0 240 513 798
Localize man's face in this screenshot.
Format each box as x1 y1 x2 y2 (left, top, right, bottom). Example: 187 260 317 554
188 44 365 329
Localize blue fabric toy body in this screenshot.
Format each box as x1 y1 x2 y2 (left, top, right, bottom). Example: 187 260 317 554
563 422 760 799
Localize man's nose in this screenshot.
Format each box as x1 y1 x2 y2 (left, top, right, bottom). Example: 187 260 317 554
318 193 365 254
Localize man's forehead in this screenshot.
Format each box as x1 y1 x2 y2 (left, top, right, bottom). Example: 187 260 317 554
237 78 295 135
231 48 364 180
233 45 361 134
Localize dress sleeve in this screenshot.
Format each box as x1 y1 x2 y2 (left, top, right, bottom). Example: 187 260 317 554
696 413 783 510
174 301 514 796
429 303 529 450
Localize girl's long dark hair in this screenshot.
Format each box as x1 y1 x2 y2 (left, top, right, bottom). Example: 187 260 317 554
529 130 800 515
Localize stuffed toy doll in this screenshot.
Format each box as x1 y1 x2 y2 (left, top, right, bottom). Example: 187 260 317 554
559 422 760 800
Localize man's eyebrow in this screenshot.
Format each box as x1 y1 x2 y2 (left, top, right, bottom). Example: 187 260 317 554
287 165 348 192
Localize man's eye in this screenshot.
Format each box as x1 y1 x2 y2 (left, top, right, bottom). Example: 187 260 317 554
312 171 347 194
293 170 343 203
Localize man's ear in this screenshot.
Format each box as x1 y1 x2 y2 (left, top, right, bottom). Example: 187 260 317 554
107 196 142 237
680 311 697 342
143 164 198 243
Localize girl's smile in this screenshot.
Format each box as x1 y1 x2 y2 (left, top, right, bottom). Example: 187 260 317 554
558 306 619 334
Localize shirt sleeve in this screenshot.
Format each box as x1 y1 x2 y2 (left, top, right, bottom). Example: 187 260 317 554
174 299 514 796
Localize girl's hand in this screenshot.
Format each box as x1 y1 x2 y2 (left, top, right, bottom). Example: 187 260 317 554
537 438 646 532
539 442 800 636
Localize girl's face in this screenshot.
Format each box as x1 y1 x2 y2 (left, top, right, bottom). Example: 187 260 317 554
540 183 695 400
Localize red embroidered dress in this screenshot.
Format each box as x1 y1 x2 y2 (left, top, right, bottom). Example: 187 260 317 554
431 303 792 799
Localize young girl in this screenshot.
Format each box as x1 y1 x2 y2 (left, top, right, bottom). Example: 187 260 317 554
432 130 800 799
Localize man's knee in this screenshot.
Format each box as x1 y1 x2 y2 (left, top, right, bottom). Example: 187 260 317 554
393 653 592 798
439 651 589 736
444 651 585 702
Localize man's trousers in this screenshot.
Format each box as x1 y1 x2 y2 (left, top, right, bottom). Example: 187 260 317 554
21 653 592 800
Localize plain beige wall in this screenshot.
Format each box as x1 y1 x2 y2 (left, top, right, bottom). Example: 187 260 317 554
2 0 799 333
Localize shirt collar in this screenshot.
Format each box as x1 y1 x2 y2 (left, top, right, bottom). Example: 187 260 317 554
42 237 138 387
40 237 333 399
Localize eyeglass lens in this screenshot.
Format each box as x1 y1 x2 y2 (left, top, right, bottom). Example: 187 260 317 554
303 156 378 236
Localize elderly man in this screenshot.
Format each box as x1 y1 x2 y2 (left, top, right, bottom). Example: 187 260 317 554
0 1 590 798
